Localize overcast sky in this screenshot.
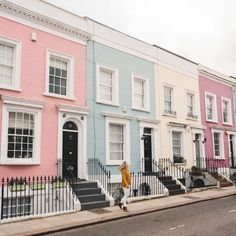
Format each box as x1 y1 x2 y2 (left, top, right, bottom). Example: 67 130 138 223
45 0 236 76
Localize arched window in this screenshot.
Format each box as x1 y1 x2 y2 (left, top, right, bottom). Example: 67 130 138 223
63 121 78 131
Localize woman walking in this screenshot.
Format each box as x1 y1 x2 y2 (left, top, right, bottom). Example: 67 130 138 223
119 161 131 212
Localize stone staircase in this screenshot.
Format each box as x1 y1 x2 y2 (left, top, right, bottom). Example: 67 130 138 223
210 172 233 188
71 180 110 211
158 176 185 196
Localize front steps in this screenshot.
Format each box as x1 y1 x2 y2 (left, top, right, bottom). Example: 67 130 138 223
158 176 185 196
71 181 110 211
210 173 233 187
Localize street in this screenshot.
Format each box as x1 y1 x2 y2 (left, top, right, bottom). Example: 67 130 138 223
47 196 236 236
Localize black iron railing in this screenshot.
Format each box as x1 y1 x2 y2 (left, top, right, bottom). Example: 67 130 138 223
87 159 111 195
194 157 231 179
0 176 76 221
159 158 187 180
152 159 165 176
129 172 165 198
141 158 165 176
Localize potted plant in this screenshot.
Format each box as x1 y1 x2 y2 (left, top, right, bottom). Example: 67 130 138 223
9 178 26 192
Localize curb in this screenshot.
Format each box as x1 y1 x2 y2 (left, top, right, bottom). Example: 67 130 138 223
32 191 236 236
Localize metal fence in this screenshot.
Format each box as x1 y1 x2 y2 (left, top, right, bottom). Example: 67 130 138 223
140 158 165 176
87 159 111 194
129 172 165 198
111 172 166 204
159 158 187 180
193 157 232 180
0 176 77 221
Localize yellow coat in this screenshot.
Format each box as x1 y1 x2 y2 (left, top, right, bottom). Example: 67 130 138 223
121 168 131 188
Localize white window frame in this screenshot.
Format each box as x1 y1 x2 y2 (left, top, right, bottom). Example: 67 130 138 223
221 97 232 125
0 35 21 91
105 116 130 165
163 84 176 116
1 98 42 165
212 129 225 159
171 130 184 162
205 92 218 123
45 49 74 100
186 91 197 119
96 63 119 106
131 73 150 112
2 196 31 219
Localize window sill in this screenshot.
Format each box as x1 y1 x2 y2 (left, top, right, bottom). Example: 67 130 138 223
132 107 150 113
44 92 75 101
0 86 22 92
206 119 218 124
106 160 124 166
173 162 187 166
0 159 40 165
222 122 233 126
213 157 225 160
162 113 177 118
186 117 198 121
96 100 120 107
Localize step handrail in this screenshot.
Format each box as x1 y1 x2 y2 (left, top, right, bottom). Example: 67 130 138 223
159 158 187 181
87 159 111 195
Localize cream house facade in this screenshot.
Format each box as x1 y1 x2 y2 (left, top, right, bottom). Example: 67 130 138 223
155 47 204 168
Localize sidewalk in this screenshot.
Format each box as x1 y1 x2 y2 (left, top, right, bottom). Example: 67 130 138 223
0 186 235 236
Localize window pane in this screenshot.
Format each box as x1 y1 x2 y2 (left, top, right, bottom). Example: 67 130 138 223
100 69 112 86
164 87 172 101
109 124 124 161
172 131 182 157
99 67 114 102
206 96 214 120
0 44 14 86
214 133 220 156
223 100 229 123
7 112 34 159
2 197 31 219
134 78 145 108
61 87 66 95
49 56 68 96
164 86 173 112
49 84 54 93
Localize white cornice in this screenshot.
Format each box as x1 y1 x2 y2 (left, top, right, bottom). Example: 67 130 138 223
136 117 160 124
190 125 206 130
102 112 134 120
0 0 91 42
1 95 44 108
199 64 234 86
57 104 89 115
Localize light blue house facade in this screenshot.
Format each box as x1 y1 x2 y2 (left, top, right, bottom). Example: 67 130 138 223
87 21 159 182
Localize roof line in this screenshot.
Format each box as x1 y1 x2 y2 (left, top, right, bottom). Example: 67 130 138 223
153 44 198 65
85 16 155 47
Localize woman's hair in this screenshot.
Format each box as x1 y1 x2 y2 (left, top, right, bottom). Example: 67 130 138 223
119 161 128 171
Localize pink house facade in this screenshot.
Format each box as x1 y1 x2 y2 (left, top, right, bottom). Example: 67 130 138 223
0 1 91 179
199 65 236 171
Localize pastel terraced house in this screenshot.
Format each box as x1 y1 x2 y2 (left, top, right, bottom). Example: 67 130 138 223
0 0 90 179
1 0 236 223
86 19 160 183
155 46 203 169
199 65 236 181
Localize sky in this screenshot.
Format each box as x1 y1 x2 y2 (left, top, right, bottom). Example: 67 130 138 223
45 0 236 76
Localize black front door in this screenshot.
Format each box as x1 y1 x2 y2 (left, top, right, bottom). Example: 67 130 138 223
62 124 78 178
195 134 201 168
230 135 235 167
143 128 152 173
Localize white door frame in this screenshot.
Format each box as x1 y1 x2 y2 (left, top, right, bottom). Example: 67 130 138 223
57 105 88 179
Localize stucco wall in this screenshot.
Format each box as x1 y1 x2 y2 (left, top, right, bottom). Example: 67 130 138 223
157 64 201 167
87 41 156 174
199 75 235 162
0 17 87 178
